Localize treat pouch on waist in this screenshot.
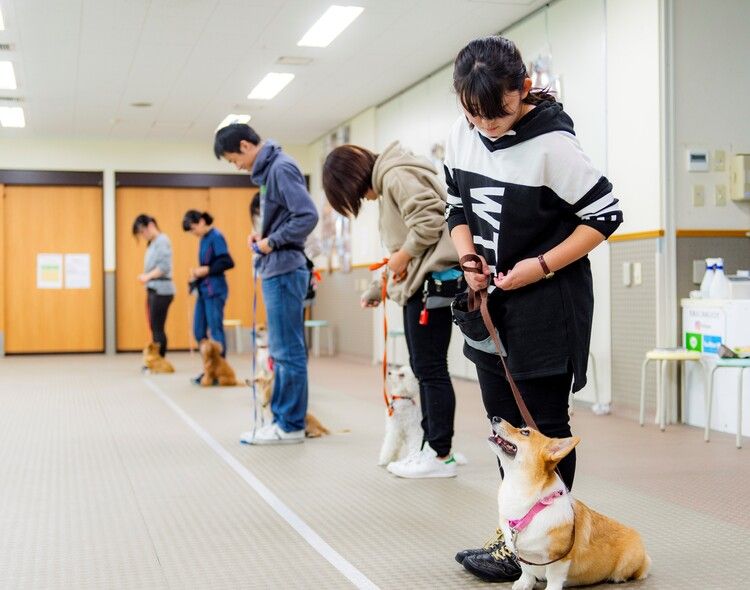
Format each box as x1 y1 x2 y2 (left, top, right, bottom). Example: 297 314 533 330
423 268 466 310
450 291 507 356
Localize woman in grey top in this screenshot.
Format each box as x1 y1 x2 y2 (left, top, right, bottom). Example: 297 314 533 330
133 214 175 357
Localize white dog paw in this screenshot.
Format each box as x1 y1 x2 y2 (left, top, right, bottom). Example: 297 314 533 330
512 576 536 590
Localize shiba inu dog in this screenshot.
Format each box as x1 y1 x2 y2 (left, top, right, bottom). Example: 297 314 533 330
488 418 650 589
142 342 175 374
250 329 329 438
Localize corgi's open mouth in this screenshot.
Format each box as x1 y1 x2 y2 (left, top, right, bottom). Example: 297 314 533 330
489 434 517 457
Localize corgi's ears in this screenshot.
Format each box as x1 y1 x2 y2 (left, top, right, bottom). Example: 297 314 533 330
545 436 580 463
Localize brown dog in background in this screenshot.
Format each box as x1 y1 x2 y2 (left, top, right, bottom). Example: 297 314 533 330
142 342 175 374
199 339 240 386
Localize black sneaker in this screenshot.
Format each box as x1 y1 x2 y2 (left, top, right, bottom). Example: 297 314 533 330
455 528 505 564
462 542 521 583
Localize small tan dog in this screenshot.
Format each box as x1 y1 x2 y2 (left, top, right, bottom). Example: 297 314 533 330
488 418 650 590
251 335 329 437
199 339 240 386
142 342 174 374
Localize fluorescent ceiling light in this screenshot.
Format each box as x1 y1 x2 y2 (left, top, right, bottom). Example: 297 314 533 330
0 61 17 90
0 106 25 128
247 72 294 100
297 5 364 48
216 113 251 131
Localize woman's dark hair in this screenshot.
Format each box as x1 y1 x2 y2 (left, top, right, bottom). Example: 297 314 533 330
214 123 261 159
249 193 260 220
182 210 214 232
249 191 261 231
453 36 556 121
322 145 378 218
132 214 158 236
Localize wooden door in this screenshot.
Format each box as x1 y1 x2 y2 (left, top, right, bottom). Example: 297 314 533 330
115 187 209 351
3 185 104 353
207 187 265 327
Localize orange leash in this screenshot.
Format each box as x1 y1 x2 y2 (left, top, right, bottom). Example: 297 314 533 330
368 258 393 415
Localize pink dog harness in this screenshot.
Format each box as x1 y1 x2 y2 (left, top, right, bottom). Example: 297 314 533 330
508 489 566 533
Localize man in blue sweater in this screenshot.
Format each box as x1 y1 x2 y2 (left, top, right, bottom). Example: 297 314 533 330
214 124 319 444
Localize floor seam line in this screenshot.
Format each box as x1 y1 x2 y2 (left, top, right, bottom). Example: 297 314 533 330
143 377 380 590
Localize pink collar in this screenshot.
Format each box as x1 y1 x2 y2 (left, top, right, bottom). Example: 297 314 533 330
508 489 566 533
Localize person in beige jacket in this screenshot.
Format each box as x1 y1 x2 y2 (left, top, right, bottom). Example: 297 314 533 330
323 141 462 479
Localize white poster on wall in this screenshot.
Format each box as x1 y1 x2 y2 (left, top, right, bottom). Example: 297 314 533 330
37 253 64 289
64 254 91 289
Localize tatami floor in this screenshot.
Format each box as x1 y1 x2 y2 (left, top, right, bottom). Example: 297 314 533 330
1 352 748 589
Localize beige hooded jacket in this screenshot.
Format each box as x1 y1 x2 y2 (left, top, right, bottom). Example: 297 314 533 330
362 141 459 306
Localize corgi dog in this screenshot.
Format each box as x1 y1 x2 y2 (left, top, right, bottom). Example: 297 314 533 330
142 342 175 374
199 339 240 386
488 418 650 590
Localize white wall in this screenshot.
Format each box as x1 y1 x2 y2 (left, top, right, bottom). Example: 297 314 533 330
0 137 313 271
606 0 662 235
673 0 750 229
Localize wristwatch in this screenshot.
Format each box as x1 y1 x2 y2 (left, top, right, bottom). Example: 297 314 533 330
538 255 555 279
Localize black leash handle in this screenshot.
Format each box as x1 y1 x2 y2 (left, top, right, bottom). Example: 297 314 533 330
459 254 539 431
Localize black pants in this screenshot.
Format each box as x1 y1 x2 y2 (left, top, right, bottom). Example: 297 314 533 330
476 366 576 491
403 293 456 457
147 289 173 357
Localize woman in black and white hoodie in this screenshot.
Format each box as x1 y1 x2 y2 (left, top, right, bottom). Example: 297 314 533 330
445 37 622 583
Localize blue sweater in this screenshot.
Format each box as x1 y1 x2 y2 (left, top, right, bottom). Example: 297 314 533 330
198 228 233 298
251 141 319 279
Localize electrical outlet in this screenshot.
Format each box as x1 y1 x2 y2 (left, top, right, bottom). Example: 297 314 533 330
714 149 726 171
715 184 728 206
622 262 632 287
692 185 705 207
633 262 643 286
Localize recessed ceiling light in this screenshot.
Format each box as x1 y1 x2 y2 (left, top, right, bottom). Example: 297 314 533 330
216 113 251 130
130 101 153 108
0 106 25 128
298 5 364 48
276 56 314 66
247 73 294 100
0 61 17 90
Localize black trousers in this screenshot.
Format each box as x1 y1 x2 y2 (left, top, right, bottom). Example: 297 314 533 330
476 366 576 491
147 289 173 357
403 293 456 457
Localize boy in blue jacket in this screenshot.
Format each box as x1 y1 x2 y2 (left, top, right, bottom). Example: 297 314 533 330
214 124 319 444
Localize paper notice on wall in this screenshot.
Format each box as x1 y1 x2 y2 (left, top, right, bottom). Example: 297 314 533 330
64 254 91 289
37 253 64 289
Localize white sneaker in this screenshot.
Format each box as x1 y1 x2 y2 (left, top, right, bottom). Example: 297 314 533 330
388 448 429 469
240 422 304 445
387 448 457 479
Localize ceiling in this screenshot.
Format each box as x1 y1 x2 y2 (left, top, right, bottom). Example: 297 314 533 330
0 0 544 144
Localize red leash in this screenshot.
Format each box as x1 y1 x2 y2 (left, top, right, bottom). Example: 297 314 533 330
369 258 393 415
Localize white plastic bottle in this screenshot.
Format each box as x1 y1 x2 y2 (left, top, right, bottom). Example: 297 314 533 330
699 258 716 297
709 258 730 299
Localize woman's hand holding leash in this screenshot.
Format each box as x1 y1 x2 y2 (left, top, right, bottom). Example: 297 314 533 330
387 249 411 283
462 254 491 291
